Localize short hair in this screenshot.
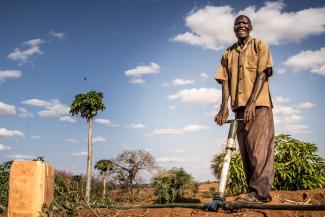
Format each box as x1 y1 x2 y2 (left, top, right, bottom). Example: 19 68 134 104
234 15 252 26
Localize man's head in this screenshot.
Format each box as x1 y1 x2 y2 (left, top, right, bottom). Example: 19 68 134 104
234 15 252 41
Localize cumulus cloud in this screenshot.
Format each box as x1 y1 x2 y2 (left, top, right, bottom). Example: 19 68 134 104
95 118 118 127
18 108 34 118
8 38 44 64
168 87 221 106
0 144 11 151
126 123 147 129
172 78 195 86
172 2 325 50
285 124 310 134
0 128 25 138
298 102 316 109
31 135 41 139
59 116 77 123
70 151 87 157
274 96 291 104
93 136 107 144
129 78 145 85
22 99 69 118
49 30 66 40
0 70 22 84
284 47 325 76
0 102 16 116
150 124 208 136
199 73 209 80
124 63 160 85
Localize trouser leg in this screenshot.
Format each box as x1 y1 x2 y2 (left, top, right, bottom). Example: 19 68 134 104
236 107 275 198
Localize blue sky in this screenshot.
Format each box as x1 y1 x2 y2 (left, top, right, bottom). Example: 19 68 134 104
1 0 325 182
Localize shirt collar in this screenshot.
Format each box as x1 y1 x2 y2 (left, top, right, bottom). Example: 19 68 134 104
236 36 252 52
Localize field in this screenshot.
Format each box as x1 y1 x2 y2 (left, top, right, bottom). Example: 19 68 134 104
77 187 325 217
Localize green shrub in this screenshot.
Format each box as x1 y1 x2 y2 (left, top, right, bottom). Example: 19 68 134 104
0 161 13 208
211 134 325 196
152 167 195 204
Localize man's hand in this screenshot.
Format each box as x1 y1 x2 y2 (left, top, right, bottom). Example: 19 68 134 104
215 105 228 125
244 100 256 122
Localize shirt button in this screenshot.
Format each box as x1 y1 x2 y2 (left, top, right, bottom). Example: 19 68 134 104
239 91 242 94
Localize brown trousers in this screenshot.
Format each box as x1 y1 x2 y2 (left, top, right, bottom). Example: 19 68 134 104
235 106 275 198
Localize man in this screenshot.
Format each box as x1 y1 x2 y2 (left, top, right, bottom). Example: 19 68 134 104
215 15 274 203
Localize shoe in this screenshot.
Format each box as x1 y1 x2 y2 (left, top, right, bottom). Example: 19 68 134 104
236 192 272 203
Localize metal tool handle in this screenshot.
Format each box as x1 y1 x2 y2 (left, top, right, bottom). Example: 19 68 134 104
224 118 244 124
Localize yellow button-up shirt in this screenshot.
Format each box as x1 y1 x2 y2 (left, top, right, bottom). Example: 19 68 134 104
215 37 273 111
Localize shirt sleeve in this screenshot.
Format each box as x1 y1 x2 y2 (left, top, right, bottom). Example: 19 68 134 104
215 51 229 84
257 41 273 77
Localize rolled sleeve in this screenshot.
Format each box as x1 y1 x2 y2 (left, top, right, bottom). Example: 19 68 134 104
257 41 273 77
215 54 228 84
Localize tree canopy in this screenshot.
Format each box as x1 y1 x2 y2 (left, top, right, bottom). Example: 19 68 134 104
69 90 105 120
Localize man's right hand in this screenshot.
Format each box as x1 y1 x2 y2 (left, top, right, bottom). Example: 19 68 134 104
215 105 228 125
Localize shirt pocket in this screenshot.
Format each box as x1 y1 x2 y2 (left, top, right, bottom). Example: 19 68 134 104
246 55 258 69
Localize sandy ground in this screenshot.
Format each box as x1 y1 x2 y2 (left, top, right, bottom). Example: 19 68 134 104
78 188 325 217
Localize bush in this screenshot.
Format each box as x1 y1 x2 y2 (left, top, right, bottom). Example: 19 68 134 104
152 167 195 204
211 134 325 196
0 161 13 208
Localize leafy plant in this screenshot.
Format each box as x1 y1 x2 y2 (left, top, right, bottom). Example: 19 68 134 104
152 167 195 204
0 161 13 209
94 159 113 199
211 134 325 196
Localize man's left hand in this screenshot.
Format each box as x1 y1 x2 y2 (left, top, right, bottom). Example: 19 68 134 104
244 100 256 122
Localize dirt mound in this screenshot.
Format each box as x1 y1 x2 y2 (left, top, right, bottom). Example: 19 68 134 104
78 189 325 217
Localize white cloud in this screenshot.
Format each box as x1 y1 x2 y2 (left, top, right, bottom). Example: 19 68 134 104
157 157 189 163
298 102 316 109
274 96 291 104
0 70 22 84
0 144 11 151
95 118 118 127
125 62 160 77
124 63 160 84
172 78 195 86
0 102 16 116
18 108 34 118
8 38 44 63
70 151 87 157
126 123 147 129
22 99 52 107
0 128 25 138
285 124 310 134
129 78 145 85
169 105 176 110
199 72 209 80
172 3 325 50
168 87 221 105
22 99 69 118
66 139 79 143
31 135 41 139
49 31 66 40
93 136 107 144
284 47 325 76
150 124 208 136
273 104 300 115
59 116 77 123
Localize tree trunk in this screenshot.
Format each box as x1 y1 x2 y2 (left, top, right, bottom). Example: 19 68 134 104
85 118 93 203
103 176 106 199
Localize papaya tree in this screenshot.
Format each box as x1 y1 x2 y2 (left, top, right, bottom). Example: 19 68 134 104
70 90 105 203
95 159 113 199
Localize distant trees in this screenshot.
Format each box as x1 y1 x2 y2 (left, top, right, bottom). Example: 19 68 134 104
70 90 105 203
111 150 156 190
94 160 113 199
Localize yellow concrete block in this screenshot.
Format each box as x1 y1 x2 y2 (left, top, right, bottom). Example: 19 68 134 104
7 161 54 217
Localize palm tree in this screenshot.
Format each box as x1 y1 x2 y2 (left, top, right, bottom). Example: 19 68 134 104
95 159 113 199
70 90 105 203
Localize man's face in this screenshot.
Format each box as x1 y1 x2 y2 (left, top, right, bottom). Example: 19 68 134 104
234 16 252 40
